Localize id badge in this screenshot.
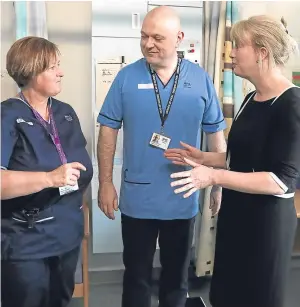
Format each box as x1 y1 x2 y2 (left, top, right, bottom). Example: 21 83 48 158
150 132 171 150
59 182 79 196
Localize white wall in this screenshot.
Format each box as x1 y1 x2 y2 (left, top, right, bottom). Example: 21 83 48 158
1 1 17 100
1 1 93 143
47 1 93 149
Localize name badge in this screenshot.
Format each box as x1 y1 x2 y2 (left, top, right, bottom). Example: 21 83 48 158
138 83 154 89
150 132 171 150
59 182 79 196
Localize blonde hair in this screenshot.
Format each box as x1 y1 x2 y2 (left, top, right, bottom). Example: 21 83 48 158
6 36 60 88
231 15 298 68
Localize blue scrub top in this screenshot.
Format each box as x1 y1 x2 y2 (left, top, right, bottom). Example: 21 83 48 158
98 58 226 220
1 97 93 260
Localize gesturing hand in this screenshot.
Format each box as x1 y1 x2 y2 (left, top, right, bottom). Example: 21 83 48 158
47 162 86 187
170 158 216 198
164 141 203 166
210 185 222 216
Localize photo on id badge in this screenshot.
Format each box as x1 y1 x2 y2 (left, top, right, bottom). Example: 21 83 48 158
150 132 170 150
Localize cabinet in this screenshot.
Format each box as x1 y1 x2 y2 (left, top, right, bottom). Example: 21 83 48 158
92 1 148 38
92 37 143 63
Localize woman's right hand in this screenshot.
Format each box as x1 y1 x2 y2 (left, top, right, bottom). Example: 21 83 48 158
164 141 204 166
46 162 86 188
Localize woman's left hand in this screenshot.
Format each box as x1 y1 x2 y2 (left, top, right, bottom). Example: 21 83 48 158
170 158 216 198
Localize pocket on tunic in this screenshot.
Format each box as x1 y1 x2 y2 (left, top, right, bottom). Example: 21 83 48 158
11 207 55 225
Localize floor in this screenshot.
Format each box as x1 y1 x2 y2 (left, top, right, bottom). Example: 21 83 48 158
70 267 300 307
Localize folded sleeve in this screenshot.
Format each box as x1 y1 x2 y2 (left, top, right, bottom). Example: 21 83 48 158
97 70 123 130
268 91 300 192
202 73 226 133
1 104 19 169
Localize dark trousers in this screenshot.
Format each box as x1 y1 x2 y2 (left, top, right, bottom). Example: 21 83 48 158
121 214 195 307
1 245 80 307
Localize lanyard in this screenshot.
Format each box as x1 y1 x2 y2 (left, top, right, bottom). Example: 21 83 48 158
19 92 67 164
149 58 181 133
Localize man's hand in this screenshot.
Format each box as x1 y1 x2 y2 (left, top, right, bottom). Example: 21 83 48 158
164 141 204 166
210 185 222 216
98 182 118 220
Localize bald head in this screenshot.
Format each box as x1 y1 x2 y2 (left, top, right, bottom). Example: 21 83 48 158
144 6 181 33
140 6 184 68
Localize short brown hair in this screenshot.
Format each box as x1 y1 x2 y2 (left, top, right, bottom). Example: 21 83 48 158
6 36 60 88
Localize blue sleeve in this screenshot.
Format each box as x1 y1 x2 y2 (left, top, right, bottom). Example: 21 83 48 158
69 105 88 147
1 104 19 169
97 70 123 129
202 73 226 133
